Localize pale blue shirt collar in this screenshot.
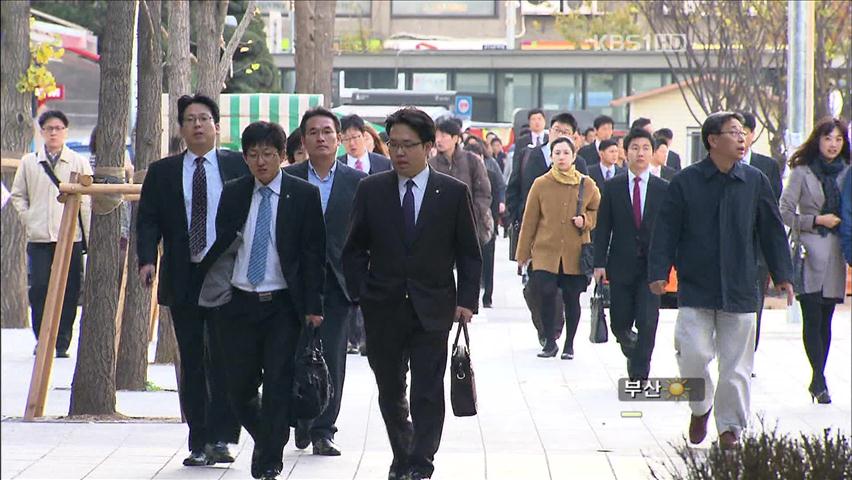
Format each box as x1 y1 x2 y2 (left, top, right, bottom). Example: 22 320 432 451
184 148 217 166
255 169 282 196
307 159 337 182
398 164 430 191
541 145 552 167
741 148 753 166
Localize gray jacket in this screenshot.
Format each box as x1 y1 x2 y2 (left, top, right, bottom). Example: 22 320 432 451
780 164 849 299
198 235 241 308
429 148 493 244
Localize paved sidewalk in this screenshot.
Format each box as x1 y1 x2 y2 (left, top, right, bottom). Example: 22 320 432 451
2 236 850 479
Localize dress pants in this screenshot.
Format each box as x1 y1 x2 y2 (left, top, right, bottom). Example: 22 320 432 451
214 289 302 473
798 295 837 392
364 299 450 478
28 242 83 353
481 235 496 304
754 266 770 351
529 269 587 348
298 270 354 441
609 279 660 380
170 301 241 452
674 307 754 437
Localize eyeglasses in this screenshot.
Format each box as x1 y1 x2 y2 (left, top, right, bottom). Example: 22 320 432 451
339 135 363 143
550 126 573 137
719 130 746 138
245 150 279 162
42 126 66 133
184 115 213 125
386 141 424 152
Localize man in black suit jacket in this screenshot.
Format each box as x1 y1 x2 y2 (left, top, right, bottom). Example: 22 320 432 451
653 128 683 171
510 108 549 174
284 108 367 456
198 121 326 480
739 112 783 354
593 129 668 381
587 139 625 188
137 94 244 466
337 114 392 174
651 139 677 181
342 108 481 480
577 114 615 166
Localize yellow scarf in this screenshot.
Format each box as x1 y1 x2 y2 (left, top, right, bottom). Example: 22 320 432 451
548 164 582 185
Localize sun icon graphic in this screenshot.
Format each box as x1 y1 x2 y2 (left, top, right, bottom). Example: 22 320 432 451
663 378 692 401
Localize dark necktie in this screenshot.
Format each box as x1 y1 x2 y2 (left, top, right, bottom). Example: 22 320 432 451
189 157 207 257
534 135 541 147
632 176 642 229
605 168 612 180
403 179 416 244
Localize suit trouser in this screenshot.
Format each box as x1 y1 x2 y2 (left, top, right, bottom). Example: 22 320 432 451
609 279 660 380
299 273 354 441
365 299 450 478
28 242 83 353
674 307 754 437
481 236 496 303
214 289 302 473
170 302 241 452
754 266 770 351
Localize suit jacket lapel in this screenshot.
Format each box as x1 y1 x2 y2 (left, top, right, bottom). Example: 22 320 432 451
413 172 440 245
641 178 663 232
388 172 407 246
169 153 190 232
275 170 293 263
215 149 228 179
325 162 345 219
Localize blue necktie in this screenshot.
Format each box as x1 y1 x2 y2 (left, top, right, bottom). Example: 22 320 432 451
403 179 415 244
247 187 273 286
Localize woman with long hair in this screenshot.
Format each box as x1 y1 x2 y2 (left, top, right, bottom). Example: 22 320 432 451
515 137 600 359
364 124 390 158
779 117 851 404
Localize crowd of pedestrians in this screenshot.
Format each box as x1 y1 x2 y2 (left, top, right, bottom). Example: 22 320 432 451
6 95 851 478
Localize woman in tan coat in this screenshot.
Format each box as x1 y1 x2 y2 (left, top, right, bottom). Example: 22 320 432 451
779 117 850 404
516 137 600 359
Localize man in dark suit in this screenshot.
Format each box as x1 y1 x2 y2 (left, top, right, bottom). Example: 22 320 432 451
653 128 683 171
593 129 668 381
342 107 481 480
284 108 367 456
198 121 326 480
337 114 392 174
587 139 625 188
651 139 678 181
577 115 615 165
137 94 244 467
739 112 783 354
511 108 549 171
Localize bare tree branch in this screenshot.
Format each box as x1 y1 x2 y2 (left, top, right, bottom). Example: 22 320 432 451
216 0 257 87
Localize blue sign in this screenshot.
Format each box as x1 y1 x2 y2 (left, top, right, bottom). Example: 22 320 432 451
454 95 473 119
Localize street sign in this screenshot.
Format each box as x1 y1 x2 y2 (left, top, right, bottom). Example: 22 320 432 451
36 84 65 107
454 95 473 119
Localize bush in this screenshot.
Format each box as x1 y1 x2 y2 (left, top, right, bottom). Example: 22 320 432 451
647 423 851 480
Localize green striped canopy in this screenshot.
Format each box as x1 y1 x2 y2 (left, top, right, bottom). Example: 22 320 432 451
219 93 324 150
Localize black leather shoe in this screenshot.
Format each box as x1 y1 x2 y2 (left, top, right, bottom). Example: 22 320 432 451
251 444 263 479
260 467 281 480
537 341 558 358
182 450 213 466
205 441 235 463
55 350 70 358
312 437 341 456
359 342 368 356
406 469 431 480
560 346 574 360
347 343 360 354
294 422 311 449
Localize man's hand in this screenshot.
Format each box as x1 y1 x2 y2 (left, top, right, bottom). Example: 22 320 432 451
306 314 323 328
455 306 473 323
649 280 667 295
593 268 606 284
498 202 506 215
139 264 156 287
777 281 795 306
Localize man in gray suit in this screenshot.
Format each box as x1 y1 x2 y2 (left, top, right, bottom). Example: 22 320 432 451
286 107 367 456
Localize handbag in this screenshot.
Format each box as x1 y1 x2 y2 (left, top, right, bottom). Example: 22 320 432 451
789 225 807 294
589 281 609 344
575 179 594 277
450 321 477 417
292 327 333 420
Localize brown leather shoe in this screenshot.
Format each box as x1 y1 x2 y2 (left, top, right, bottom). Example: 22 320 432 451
718 431 739 450
688 407 712 444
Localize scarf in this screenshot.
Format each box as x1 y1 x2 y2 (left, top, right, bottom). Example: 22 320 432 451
548 164 581 185
809 155 843 237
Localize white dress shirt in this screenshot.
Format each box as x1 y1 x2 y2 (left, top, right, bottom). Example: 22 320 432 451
347 151 371 174
599 163 616 180
649 164 662 178
232 170 288 293
398 166 430 224
183 148 223 262
530 131 546 147
627 168 651 218
541 144 553 168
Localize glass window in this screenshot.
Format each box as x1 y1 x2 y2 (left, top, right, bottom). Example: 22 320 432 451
412 73 448 92
371 71 398 89
497 72 538 122
455 72 494 94
337 0 371 16
392 0 496 17
541 73 581 111
281 70 295 93
344 71 369 89
585 73 627 123
630 73 667 95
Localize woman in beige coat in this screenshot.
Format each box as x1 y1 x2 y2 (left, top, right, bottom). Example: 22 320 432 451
516 137 600 359
780 117 850 404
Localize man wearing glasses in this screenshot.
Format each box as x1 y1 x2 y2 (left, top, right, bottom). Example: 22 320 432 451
137 94 247 467
337 114 391 174
11 110 92 358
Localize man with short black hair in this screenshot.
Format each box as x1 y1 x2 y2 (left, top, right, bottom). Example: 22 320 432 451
337 114 391 174
578 115 615 164
650 139 677 181
653 128 682 171
11 109 92 358
587 138 624 188
631 117 653 134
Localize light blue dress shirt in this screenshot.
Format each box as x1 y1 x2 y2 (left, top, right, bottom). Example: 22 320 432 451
183 148 222 262
307 160 338 214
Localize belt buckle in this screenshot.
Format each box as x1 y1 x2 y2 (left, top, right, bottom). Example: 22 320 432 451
258 291 273 302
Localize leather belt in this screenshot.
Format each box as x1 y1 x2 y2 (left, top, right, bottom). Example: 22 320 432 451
232 288 287 303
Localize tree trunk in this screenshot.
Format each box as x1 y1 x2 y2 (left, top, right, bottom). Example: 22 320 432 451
0 0 32 329
69 0 136 416
295 0 336 107
166 0 191 155
194 0 228 101
116 0 162 391
154 306 179 364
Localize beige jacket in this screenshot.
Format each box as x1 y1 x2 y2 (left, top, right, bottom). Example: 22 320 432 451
515 174 600 275
11 146 93 243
